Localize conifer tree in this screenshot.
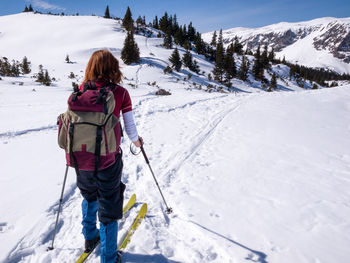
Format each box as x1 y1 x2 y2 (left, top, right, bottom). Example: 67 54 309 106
121 31 140 65
24 5 29 12
261 44 269 69
194 32 205 55
28 4 34 12
36 65 45 83
268 47 275 62
238 56 249 81
269 72 277 91
122 7 134 32
21 56 31 74
212 29 225 82
153 16 159 29
182 48 199 73
159 12 169 33
163 29 173 49
136 16 143 27
43 70 52 86
174 27 184 46
169 48 182 71
224 43 236 86
187 22 196 41
182 49 193 69
104 5 110 19
11 60 20 77
210 31 217 47
233 36 243 54
252 45 264 80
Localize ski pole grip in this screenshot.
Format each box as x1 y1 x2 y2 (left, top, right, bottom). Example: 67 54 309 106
140 146 149 164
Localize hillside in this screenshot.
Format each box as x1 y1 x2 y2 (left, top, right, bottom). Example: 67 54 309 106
203 17 350 74
0 12 350 263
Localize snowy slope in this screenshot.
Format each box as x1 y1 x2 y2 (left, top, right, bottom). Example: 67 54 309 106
0 13 350 263
203 17 350 74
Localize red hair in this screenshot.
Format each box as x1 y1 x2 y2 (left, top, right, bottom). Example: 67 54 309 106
84 49 123 83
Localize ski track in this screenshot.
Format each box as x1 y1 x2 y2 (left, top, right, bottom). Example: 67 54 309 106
137 96 254 262
0 125 57 140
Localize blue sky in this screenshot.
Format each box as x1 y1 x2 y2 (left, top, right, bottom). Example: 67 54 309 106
2 0 350 32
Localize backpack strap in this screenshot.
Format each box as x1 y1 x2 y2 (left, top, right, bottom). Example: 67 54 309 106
71 86 82 102
94 126 103 176
83 81 98 92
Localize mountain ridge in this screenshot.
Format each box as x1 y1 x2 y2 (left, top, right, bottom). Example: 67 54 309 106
203 16 350 74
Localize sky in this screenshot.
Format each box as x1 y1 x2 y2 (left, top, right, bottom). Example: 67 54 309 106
1 0 350 33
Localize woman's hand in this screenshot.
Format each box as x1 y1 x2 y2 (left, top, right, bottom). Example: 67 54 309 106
133 136 143 148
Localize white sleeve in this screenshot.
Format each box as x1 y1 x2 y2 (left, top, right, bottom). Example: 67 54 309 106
122 111 139 142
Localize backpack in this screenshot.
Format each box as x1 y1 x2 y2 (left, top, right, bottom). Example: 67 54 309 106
58 82 119 174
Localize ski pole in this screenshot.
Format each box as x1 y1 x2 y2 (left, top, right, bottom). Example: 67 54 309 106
140 145 173 214
48 164 69 251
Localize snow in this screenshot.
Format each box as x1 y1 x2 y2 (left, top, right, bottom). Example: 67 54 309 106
0 13 350 263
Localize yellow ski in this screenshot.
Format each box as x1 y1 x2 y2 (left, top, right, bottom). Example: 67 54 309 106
118 203 147 250
75 194 137 263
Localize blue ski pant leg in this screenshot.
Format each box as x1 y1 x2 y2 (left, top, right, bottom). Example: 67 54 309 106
77 171 99 241
100 221 118 263
81 199 99 240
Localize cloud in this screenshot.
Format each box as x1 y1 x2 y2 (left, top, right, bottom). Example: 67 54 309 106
26 0 66 11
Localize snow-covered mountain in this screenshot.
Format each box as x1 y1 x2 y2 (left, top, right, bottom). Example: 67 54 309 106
0 12 350 263
203 17 350 74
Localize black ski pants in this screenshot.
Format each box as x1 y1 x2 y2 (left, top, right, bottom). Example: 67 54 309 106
76 152 125 225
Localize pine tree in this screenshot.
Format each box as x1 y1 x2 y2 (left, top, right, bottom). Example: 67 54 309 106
159 12 169 33
121 31 140 65
261 44 269 69
182 49 193 69
174 27 184 45
43 70 52 86
136 16 143 28
21 56 31 74
10 60 20 77
24 5 29 12
210 31 217 47
252 45 264 80
224 43 236 86
153 16 159 29
104 5 110 19
261 45 270 69
182 48 199 73
169 48 182 71
36 65 45 83
233 36 243 54
212 29 225 83
268 47 275 62
28 4 34 12
163 29 173 49
187 22 196 42
194 32 205 54
122 7 134 32
238 56 249 81
269 72 277 91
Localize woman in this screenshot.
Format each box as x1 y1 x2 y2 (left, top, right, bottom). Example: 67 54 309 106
77 49 142 263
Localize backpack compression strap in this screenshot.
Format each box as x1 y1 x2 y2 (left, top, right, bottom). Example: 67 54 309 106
94 126 103 176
